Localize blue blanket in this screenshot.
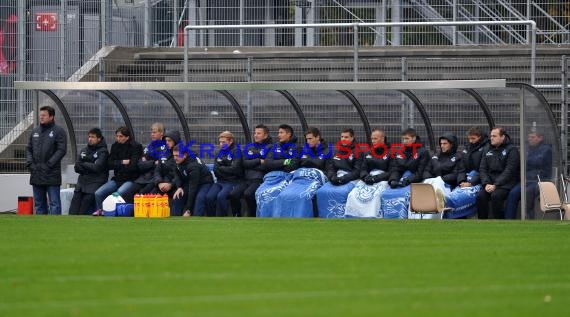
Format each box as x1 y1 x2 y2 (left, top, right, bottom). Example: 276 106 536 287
316 181 356 218
444 185 480 218
345 180 389 218
380 186 411 219
273 168 328 218
255 171 293 217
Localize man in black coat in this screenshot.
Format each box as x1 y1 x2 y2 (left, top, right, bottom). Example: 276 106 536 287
265 124 300 173
26 106 67 215
93 126 143 215
505 129 552 219
206 131 243 217
457 127 490 189
388 128 430 188
476 127 520 219
361 128 391 185
229 124 273 217
69 128 109 215
171 146 214 216
299 127 330 172
422 132 462 189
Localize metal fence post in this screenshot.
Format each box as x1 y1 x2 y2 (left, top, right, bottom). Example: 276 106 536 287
520 87 526 220
17 0 26 121
101 0 106 47
401 57 408 129
452 0 457 46
239 0 244 46
144 0 151 47
172 0 178 47
246 57 253 130
59 0 67 80
353 24 359 82
562 56 568 175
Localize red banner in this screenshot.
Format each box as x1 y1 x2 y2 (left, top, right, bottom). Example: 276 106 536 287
35 13 57 32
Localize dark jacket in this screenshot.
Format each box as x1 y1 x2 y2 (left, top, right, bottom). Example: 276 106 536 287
175 156 214 212
74 137 109 193
151 130 181 188
480 137 520 190
423 133 462 188
242 136 273 181
360 141 392 182
214 143 243 182
526 141 552 182
388 135 430 184
299 140 331 172
326 139 362 184
108 139 143 185
457 133 490 185
135 140 168 185
153 153 177 187
265 135 301 173
26 121 67 186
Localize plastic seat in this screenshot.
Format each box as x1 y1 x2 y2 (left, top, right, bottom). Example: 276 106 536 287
537 177 565 220
409 183 451 219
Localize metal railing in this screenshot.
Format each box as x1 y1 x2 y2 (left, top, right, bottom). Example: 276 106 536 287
183 20 538 84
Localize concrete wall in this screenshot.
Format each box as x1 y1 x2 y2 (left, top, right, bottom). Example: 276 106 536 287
0 174 32 212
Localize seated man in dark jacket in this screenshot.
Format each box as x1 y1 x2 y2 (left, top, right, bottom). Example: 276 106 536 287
69 128 109 215
315 128 362 218
445 126 490 219
152 130 180 198
505 129 552 219
229 124 273 217
388 128 430 188
381 128 430 219
93 126 143 215
476 127 520 219
345 128 392 218
206 131 242 216
172 145 214 216
422 132 462 189
131 122 166 195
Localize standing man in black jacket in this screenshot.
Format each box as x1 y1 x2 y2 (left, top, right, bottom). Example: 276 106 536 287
69 128 109 215
26 106 67 215
476 127 520 219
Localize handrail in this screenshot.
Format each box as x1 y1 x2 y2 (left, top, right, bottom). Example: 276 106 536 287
183 20 537 85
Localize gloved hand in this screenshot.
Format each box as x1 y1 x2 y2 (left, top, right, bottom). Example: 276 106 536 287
283 158 292 166
330 175 339 184
364 174 382 185
389 180 399 188
399 178 411 187
336 176 349 185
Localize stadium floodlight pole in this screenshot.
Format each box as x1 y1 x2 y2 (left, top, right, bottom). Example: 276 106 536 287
183 20 537 84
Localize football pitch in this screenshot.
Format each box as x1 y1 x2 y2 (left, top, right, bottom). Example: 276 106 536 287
0 216 569 317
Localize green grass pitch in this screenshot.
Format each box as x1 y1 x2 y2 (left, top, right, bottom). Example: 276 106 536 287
0 216 569 317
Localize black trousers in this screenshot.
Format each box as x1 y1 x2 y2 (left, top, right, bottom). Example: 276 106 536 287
69 190 95 215
229 179 261 217
476 187 510 219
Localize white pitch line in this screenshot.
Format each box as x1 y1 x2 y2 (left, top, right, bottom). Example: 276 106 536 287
1 282 569 311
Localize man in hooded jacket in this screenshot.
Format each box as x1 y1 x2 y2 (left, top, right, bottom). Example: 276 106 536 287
423 132 462 189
